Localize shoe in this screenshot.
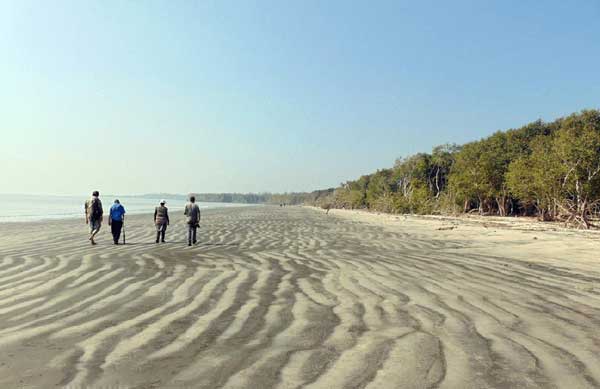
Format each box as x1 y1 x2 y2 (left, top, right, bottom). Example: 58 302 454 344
188 243 192 246
161 240 165 243
114 242 118 245
91 241 97 245
155 240 159 244
193 240 197 245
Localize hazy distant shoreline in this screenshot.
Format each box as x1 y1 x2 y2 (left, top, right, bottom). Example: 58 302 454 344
0 194 252 223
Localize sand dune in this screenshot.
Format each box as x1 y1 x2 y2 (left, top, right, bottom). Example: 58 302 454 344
0 206 599 388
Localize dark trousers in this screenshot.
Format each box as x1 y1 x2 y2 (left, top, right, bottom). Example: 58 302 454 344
188 225 198 244
156 224 167 242
111 220 123 243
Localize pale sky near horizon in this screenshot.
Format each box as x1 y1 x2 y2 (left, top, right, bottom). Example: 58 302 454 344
1 0 599 195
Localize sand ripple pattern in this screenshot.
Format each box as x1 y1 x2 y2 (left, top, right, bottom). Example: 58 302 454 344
0 207 599 388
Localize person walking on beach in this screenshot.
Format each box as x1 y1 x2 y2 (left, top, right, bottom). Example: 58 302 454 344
184 196 201 246
108 199 126 245
154 199 169 243
84 191 103 245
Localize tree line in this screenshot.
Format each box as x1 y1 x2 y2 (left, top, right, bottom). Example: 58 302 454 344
309 110 600 228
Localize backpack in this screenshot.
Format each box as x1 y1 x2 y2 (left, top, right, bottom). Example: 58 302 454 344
90 198 102 221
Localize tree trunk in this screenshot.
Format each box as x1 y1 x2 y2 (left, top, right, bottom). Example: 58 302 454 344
435 168 441 198
580 198 590 229
496 197 506 217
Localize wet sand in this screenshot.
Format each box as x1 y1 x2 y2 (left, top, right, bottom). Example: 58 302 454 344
0 206 599 388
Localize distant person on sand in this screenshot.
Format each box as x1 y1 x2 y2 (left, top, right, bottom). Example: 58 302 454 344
154 199 169 243
84 191 103 245
184 196 201 246
108 199 126 245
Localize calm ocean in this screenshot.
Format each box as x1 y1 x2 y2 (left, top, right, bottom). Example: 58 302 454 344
0 194 245 223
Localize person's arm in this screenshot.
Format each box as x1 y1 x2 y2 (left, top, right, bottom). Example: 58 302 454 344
184 204 189 216
166 209 170 225
121 206 126 221
108 207 112 225
84 202 89 224
154 207 157 222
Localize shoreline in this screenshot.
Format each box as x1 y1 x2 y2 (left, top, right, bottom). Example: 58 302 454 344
305 205 600 269
305 205 600 236
0 202 257 225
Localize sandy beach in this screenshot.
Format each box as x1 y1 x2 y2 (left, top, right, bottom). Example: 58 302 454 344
0 205 599 388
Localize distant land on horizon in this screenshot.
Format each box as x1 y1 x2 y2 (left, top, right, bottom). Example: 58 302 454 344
139 193 268 203
138 192 325 205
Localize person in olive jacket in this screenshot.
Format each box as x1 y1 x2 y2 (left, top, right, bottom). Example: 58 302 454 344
154 199 169 243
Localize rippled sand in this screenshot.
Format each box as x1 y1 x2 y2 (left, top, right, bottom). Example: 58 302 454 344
0 206 599 388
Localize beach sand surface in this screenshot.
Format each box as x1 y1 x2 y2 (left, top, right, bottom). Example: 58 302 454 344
0 206 599 388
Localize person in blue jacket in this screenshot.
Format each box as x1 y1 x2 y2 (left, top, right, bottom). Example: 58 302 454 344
108 199 126 244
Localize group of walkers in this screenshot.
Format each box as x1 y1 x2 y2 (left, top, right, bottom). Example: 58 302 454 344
84 191 201 246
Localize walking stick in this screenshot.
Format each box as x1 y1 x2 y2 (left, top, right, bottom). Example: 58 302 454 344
122 215 126 245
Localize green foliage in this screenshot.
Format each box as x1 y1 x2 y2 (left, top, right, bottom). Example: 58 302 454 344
506 136 563 219
434 191 462 215
317 109 600 227
449 141 494 212
554 111 600 200
366 169 394 208
430 144 460 198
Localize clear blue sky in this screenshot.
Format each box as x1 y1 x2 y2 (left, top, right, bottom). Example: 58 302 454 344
1 0 599 195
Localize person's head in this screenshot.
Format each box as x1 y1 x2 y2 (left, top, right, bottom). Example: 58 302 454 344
190 196 196 203
92 190 99 197
160 199 166 206
114 199 120 204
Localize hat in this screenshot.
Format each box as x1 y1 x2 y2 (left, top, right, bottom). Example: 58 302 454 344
160 199 166 204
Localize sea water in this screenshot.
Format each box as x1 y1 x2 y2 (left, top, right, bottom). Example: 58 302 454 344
0 194 245 222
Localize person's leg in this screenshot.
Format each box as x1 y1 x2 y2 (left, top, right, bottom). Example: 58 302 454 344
188 225 192 246
161 225 166 242
90 230 97 244
156 225 160 243
192 226 197 244
110 221 117 243
118 220 123 242
114 221 122 244
90 221 101 245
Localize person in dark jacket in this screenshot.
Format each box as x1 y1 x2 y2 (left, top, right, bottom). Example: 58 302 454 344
154 199 169 243
108 199 126 244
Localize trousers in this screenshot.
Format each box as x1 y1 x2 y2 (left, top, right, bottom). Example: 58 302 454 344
188 225 198 244
156 223 167 242
110 220 123 243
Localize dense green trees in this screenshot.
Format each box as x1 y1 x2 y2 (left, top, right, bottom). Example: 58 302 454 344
317 110 600 228
502 111 600 226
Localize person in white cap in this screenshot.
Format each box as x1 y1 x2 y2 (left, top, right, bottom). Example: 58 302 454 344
153 199 169 243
